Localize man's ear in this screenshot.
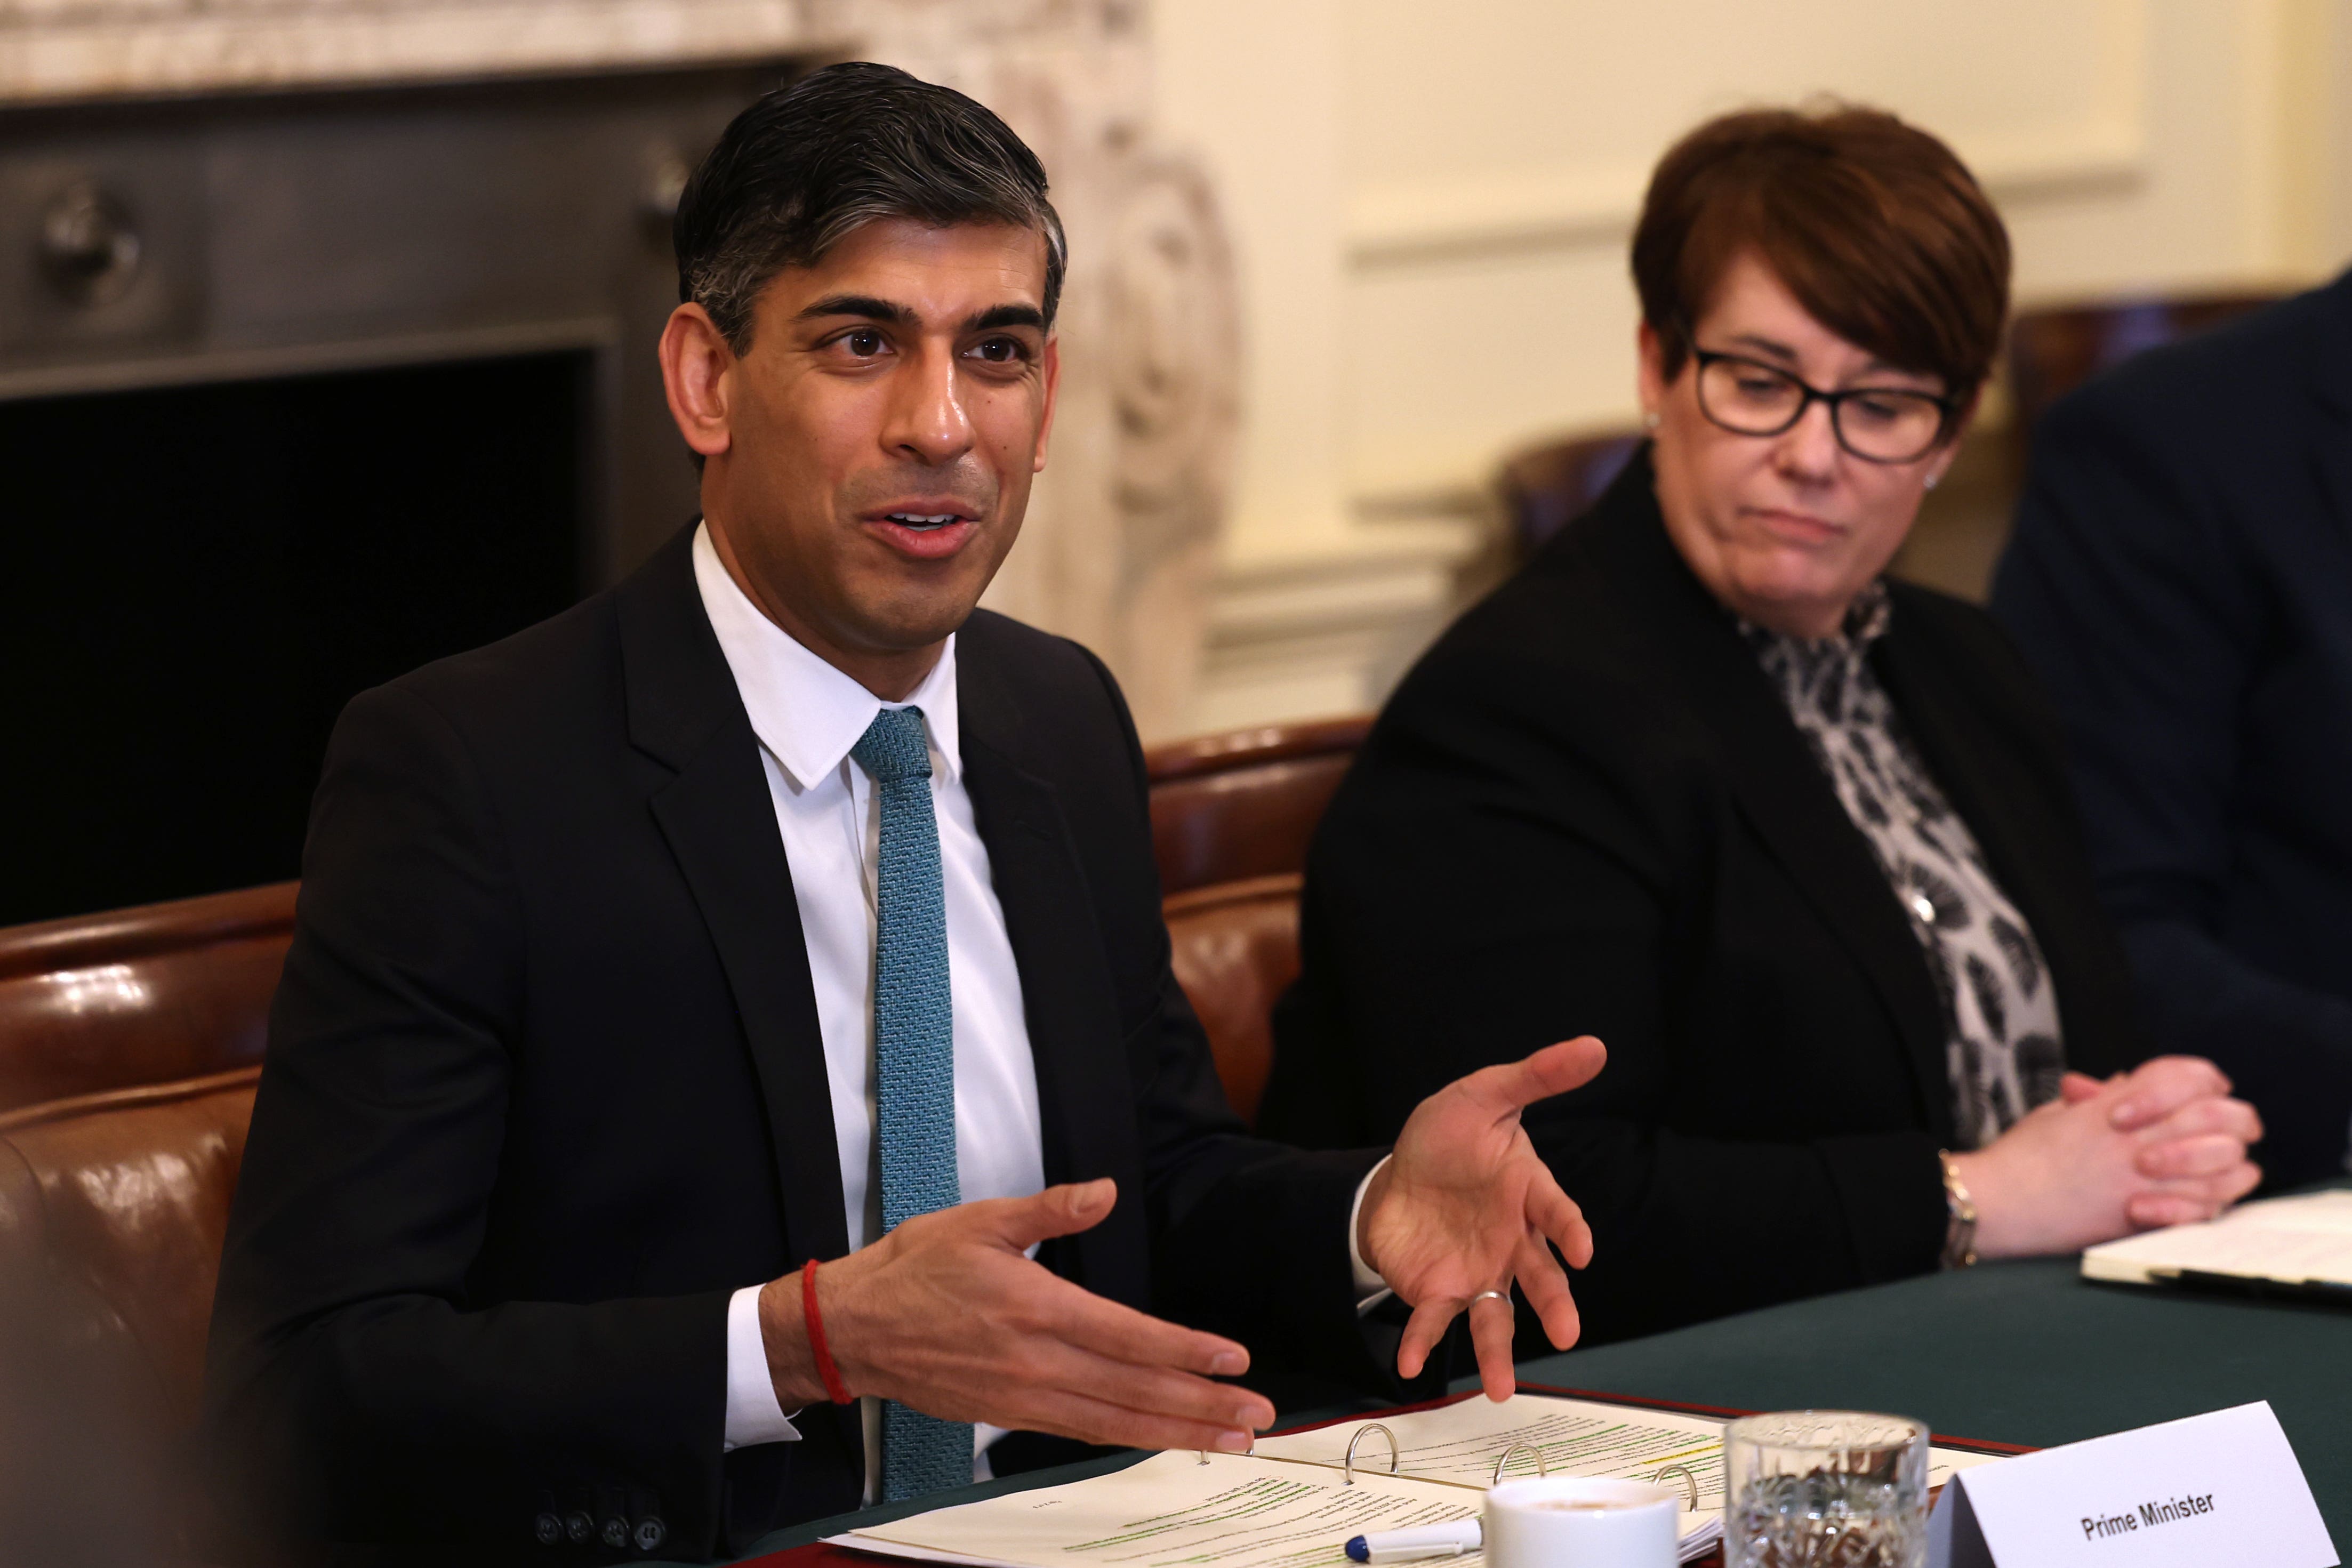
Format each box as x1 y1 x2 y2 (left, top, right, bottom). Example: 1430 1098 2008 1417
1031 333 1062 474
660 303 736 460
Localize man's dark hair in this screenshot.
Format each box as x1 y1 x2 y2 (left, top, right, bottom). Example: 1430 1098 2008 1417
675 61 1068 352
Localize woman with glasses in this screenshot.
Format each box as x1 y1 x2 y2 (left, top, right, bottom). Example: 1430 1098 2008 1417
1259 106 2261 1348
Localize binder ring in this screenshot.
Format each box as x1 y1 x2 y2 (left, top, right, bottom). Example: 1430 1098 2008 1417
1491 1441 1548 1485
1652 1463 1700 1510
1344 1423 1399 1485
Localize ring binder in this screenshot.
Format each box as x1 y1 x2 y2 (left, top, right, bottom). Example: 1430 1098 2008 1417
1330 1419 1685 1498
1652 1462 1700 1510
1334 1425 1571 1490
1490 1441 1548 1485
1344 1422 1400 1485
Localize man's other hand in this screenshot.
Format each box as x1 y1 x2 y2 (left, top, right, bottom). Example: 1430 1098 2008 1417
1356 1036 1605 1402
758 1180 1273 1453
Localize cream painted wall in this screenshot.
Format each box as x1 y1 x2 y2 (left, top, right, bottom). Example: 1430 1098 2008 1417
1149 0 2352 733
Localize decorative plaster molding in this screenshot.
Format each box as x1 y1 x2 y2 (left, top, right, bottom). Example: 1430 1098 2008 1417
0 0 838 103
1345 0 2152 272
1191 517 1483 733
982 140 1241 739
1345 120 2147 267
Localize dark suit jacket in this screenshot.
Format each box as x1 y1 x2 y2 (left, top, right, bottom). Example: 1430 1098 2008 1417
1259 450 2144 1347
1993 271 2352 1185
201 524 1386 1562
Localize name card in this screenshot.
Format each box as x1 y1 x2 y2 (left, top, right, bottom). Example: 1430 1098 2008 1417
1928 1403 2335 1568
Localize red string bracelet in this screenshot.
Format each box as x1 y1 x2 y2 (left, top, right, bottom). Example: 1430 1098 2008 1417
802 1258 854 1405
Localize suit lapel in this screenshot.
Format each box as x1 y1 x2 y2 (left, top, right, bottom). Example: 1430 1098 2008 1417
1591 463 1951 1136
617 525 850 1268
954 638 1146 1290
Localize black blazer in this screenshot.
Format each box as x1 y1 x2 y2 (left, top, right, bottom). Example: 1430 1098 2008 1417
1993 272 2352 1185
1260 451 2144 1348
202 524 1385 1562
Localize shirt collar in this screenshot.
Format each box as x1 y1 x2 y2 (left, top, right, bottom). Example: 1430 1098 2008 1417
691 520 962 792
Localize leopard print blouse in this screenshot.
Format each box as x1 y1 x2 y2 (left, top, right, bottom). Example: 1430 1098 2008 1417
1744 584 2064 1149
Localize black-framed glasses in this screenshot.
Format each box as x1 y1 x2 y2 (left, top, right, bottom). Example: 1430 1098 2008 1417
1689 345 1957 464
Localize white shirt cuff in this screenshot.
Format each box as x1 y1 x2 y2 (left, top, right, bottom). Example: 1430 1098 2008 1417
1348 1154 1396 1314
723 1283 804 1451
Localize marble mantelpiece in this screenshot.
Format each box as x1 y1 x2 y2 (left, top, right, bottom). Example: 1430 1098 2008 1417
0 0 824 106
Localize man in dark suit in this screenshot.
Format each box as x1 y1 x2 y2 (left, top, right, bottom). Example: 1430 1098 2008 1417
202 63 1603 1562
1993 273 2352 1187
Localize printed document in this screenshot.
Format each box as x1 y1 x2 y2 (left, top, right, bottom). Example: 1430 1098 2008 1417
2083 1189 2352 1292
828 1392 2003 1568
839 1450 1483 1568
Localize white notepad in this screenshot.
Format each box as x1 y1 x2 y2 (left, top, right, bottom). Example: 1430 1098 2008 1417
825 1391 2002 1568
2082 1189 2352 1298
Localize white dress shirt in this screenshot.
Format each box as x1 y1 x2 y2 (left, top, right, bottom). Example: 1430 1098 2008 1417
691 524 1389 1489
696 526 1042 1481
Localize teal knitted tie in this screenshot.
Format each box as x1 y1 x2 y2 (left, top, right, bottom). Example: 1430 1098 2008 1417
850 706 973 1502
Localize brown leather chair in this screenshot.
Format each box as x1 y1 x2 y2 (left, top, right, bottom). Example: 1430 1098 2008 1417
1497 429 1643 562
1146 717 1370 1125
1 1072 258 1430
0 884 291 1469
1146 715 1370 896
2005 291 2282 435
0 884 291 1559
0 881 294 1115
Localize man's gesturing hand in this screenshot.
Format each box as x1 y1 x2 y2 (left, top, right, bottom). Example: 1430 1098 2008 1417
758 1179 1273 1454
1355 1037 1605 1403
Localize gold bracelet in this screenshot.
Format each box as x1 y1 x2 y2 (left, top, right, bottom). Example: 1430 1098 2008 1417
1937 1149 1978 1269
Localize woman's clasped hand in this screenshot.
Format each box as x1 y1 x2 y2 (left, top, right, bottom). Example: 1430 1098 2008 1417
1947 1056 2262 1259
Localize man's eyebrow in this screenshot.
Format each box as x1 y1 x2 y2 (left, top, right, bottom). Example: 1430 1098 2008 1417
967 303 1047 333
794 294 914 325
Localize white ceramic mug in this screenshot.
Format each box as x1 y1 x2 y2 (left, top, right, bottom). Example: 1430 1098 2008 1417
1483 1477 1680 1568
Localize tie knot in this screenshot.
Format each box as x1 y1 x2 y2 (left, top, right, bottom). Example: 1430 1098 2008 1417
852 706 932 783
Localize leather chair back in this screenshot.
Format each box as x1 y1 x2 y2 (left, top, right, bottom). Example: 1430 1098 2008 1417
1145 718 1369 1125
0 882 294 1114
0 882 292 1468
0 1071 259 1428
1146 717 1369 896
2006 292 2282 433
1497 430 1642 561
1159 875 1303 1127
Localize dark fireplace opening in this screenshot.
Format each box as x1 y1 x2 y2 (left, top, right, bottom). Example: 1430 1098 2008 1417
3 348 593 926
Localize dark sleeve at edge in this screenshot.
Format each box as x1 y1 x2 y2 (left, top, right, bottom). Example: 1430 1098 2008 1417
1992 389 2352 1181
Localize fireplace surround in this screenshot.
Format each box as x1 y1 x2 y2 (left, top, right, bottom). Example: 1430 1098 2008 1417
0 3 1239 923
1 64 791 922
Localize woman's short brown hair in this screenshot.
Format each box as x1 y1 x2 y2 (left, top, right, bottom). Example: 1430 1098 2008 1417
1631 103 2011 397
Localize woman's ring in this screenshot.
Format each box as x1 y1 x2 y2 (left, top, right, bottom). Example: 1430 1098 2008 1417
1471 1289 1510 1306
